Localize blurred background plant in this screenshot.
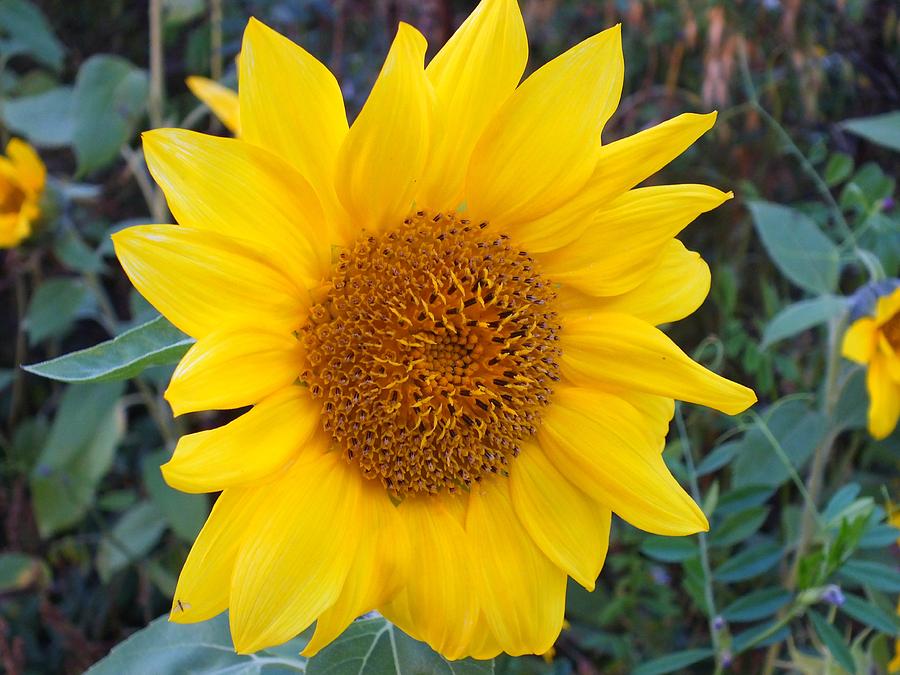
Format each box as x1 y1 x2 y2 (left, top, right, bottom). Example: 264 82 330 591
0 0 898 673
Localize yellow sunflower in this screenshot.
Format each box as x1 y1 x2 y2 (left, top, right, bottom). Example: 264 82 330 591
843 286 900 440
186 75 240 134
0 138 46 249
113 0 756 659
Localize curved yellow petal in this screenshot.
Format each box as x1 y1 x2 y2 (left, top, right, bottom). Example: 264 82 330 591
6 138 45 194
161 387 319 493
583 239 710 325
112 225 305 339
239 19 348 223
229 446 361 653
540 185 730 297
511 112 717 253
842 317 877 364
165 328 302 416
560 311 756 415
335 23 433 232
875 287 900 325
186 76 240 133
142 129 333 284
302 481 409 657
418 0 527 208
466 477 566 656
511 441 612 591
466 25 623 226
381 494 478 660
868 354 900 440
612 390 675 444
169 486 266 624
539 386 708 535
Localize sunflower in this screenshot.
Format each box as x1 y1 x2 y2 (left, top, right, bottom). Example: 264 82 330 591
186 75 239 134
113 0 756 659
843 285 900 440
0 138 46 249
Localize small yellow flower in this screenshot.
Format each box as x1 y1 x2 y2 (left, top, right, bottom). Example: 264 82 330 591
113 0 756 659
0 138 46 249
842 286 900 439
186 75 239 134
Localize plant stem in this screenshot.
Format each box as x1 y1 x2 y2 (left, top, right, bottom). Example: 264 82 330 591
210 0 223 81
7 253 28 430
675 403 724 673
147 0 167 222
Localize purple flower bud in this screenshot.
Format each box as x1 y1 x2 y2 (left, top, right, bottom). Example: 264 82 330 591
712 615 726 632
883 196 895 211
650 565 671 586
721 649 733 668
822 584 845 607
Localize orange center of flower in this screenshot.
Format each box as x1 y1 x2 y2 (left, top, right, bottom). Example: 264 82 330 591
0 178 25 216
298 211 561 496
883 314 900 349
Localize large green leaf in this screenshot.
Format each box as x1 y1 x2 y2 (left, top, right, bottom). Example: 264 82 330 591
632 648 713 675
96 501 168 582
714 541 782 583
24 315 193 383
841 111 900 153
24 277 89 345
73 55 148 175
838 559 900 593
760 295 846 349
1 86 74 147
142 451 209 542
0 0 64 70
748 200 840 294
29 382 125 537
808 610 855 673
840 594 900 635
721 588 791 623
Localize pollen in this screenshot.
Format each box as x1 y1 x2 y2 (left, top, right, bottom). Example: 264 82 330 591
298 211 561 496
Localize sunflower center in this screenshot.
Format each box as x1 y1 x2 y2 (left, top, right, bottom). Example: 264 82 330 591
883 314 900 349
298 210 561 496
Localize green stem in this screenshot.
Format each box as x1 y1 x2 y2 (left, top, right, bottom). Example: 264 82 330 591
147 0 168 222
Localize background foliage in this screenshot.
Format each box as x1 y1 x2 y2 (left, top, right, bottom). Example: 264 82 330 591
1 0 899 673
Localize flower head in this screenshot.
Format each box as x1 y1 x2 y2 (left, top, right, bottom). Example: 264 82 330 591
0 138 46 249
113 0 755 659
842 283 900 439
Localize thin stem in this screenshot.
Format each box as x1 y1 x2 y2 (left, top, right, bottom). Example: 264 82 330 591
147 0 167 222
7 253 29 430
120 146 157 214
675 403 724 673
210 0 223 81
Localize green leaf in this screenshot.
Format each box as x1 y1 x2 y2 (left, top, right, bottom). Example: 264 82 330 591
0 0 64 70
0 552 49 592
808 610 855 673
714 541 782 583
716 486 775 517
748 200 840 294
24 315 193 383
1 86 74 147
834 368 867 432
824 153 854 187
24 277 89 345
631 648 714 675
838 560 900 593
710 506 769 548
840 594 900 635
142 451 209 542
307 616 493 674
640 535 698 563
96 501 168 582
696 440 741 477
85 613 308 674
29 382 125 537
0 368 12 393
822 484 861 523
73 55 148 175
721 588 791 622
760 295 845 349
842 111 900 152
53 228 105 274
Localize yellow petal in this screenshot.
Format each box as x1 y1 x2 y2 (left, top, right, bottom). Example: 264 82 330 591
142 129 332 284
586 239 711 325
511 112 718 253
465 612 503 660
111 224 306 339
418 0 527 208
466 25 623 226
186 76 240 133
381 494 478 660
165 328 303 416
229 446 361 653
842 317 877 364
466 477 566 656
335 24 433 231
540 185 730 296
6 138 45 194
511 441 612 591
875 287 900 325
867 354 900 440
613 390 675 444
169 487 266 624
161 387 319 493
539 386 708 535
302 481 409 657
239 19 348 224
561 311 756 415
